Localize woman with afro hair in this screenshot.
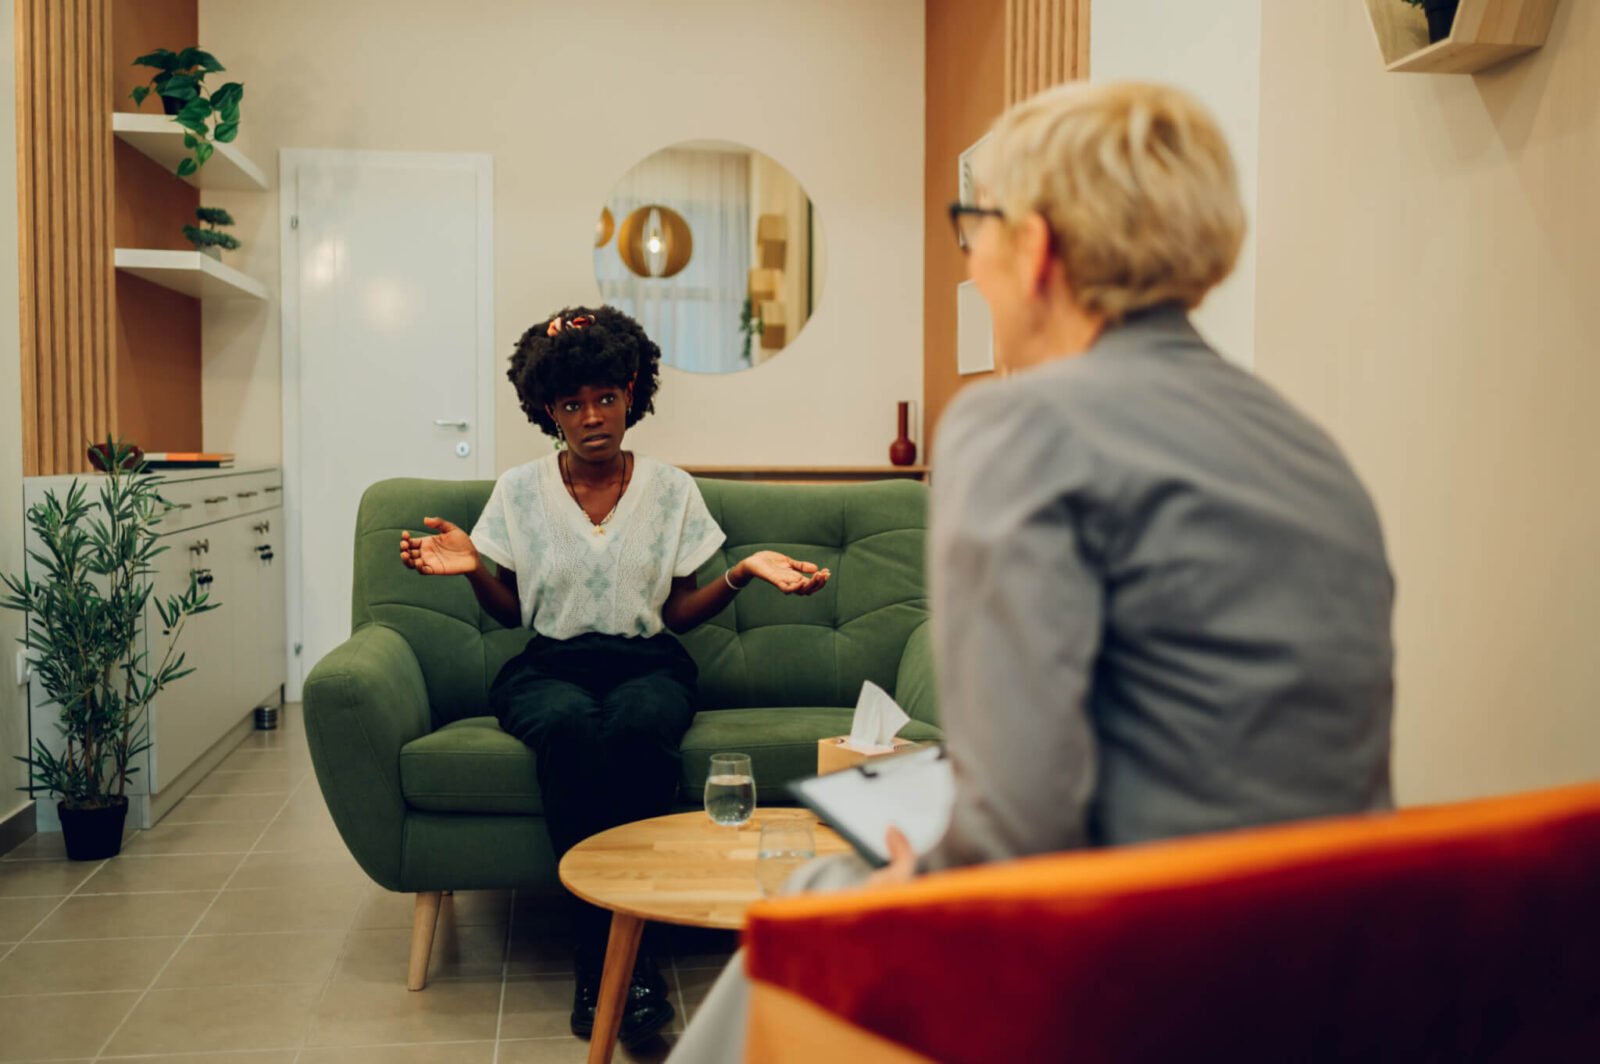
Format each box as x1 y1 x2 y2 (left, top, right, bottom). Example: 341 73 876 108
399 305 829 1047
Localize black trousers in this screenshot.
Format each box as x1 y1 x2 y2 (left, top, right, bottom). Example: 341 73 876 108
490 631 698 958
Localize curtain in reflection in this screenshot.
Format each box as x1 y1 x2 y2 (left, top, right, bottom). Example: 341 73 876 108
596 148 751 374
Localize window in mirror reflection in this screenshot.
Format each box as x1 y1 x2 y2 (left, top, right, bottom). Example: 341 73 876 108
594 140 826 374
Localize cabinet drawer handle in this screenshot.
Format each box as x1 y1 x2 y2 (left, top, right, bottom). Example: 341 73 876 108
264 485 282 494
236 491 259 499
204 495 230 504
165 502 192 512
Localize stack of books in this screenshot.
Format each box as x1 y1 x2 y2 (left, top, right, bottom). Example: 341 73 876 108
143 452 236 470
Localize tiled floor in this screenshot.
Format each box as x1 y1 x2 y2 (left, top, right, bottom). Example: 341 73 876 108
0 705 735 1063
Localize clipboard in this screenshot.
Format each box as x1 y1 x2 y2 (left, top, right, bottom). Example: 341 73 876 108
787 744 955 868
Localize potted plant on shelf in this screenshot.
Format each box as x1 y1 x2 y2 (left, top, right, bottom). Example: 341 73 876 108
129 47 244 178
183 207 241 260
738 297 763 366
1403 0 1460 44
0 440 217 860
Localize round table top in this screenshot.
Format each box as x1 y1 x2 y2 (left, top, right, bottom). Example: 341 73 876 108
558 809 848 930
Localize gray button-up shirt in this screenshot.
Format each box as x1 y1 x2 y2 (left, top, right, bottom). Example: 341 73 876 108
925 304 1395 870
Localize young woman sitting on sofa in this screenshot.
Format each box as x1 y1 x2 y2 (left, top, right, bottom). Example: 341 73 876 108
398 305 829 1047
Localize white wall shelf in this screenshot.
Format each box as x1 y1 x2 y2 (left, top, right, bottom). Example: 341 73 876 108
115 248 269 301
112 112 269 191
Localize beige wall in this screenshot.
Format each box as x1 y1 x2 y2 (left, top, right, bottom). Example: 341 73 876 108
1090 0 1261 369
197 0 925 471
1 0 31 824
1256 2 1600 804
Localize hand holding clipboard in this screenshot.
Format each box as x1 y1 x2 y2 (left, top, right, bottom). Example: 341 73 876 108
787 744 955 868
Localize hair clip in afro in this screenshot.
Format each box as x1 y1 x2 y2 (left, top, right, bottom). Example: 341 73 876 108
546 314 596 337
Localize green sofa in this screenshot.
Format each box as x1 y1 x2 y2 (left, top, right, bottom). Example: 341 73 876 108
303 475 940 988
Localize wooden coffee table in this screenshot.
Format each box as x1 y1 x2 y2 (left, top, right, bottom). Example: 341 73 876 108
559 808 847 1063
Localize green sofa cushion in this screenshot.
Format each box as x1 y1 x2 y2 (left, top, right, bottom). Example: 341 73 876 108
677 707 944 803
399 710 945 815
400 717 542 815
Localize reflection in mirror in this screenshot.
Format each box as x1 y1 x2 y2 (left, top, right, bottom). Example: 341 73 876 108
594 140 825 374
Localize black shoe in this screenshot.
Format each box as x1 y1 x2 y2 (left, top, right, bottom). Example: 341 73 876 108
619 953 676 1049
570 962 600 1039
569 952 676 1045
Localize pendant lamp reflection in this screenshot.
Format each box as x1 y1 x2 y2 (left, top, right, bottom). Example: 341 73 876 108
595 207 615 248
618 205 693 279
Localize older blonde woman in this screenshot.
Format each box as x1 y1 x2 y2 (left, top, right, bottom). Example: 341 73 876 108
671 81 1393 1062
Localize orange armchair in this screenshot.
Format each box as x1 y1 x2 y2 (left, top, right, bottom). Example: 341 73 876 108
745 782 1600 1063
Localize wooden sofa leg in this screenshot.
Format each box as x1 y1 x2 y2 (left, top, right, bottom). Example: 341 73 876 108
408 891 443 991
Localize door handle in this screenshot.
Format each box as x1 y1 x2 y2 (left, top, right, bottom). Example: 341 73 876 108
434 419 470 430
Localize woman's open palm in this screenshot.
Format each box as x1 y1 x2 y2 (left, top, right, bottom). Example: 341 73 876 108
743 550 831 596
400 517 479 576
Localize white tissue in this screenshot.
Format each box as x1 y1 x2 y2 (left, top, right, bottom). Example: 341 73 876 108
843 680 911 754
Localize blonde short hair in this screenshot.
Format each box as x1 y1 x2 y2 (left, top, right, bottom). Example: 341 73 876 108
973 81 1245 323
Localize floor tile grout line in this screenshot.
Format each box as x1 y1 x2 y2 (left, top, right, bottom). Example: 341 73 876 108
288 754 414 1064
90 768 305 1061
0 851 112 967
491 888 518 1064
671 952 690 1035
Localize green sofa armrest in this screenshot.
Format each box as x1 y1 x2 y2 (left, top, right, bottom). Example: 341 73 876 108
303 623 431 891
894 619 940 729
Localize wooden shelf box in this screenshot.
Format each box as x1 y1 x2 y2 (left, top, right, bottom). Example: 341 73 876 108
1362 0 1561 74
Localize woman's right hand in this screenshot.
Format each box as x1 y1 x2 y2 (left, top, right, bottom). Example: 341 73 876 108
400 517 480 576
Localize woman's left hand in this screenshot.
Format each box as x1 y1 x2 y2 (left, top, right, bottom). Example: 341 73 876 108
865 827 917 888
738 550 831 596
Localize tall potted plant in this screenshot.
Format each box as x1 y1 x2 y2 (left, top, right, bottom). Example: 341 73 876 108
129 47 244 178
1 441 217 860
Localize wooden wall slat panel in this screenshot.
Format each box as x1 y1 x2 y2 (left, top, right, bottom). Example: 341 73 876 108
94 0 114 443
16 0 116 474
928 0 1088 456
1005 0 1089 105
14 0 38 475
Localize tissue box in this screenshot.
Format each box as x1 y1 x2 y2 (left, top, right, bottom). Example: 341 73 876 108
816 736 918 776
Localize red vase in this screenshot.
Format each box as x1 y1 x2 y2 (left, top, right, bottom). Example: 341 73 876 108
889 401 917 466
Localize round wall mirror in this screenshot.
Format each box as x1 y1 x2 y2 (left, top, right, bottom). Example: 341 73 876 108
594 140 826 374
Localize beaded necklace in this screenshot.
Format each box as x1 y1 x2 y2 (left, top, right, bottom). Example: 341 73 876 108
560 450 631 535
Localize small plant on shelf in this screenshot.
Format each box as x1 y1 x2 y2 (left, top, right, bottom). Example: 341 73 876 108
1401 0 1461 44
182 206 241 259
0 440 217 860
738 297 764 366
129 47 244 178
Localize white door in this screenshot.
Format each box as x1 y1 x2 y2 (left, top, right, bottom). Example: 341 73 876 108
281 151 494 698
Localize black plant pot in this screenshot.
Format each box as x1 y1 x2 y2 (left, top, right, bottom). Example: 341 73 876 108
58 797 129 861
1423 0 1460 44
159 92 185 116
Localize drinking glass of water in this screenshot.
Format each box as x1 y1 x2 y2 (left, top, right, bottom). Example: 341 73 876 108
704 753 756 827
756 819 816 897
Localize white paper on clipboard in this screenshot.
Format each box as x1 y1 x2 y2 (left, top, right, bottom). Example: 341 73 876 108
788 745 955 867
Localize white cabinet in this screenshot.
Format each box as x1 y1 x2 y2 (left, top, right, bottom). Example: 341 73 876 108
23 467 287 829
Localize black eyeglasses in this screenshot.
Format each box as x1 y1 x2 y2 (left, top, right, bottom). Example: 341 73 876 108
948 201 1006 253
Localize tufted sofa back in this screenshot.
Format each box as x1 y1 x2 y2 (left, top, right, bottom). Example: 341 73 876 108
349 476 928 725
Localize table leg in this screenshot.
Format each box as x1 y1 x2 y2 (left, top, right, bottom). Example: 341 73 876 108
587 912 645 1064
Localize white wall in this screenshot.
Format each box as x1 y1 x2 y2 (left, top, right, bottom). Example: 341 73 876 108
0 0 32 827
198 0 926 472
1089 0 1261 368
